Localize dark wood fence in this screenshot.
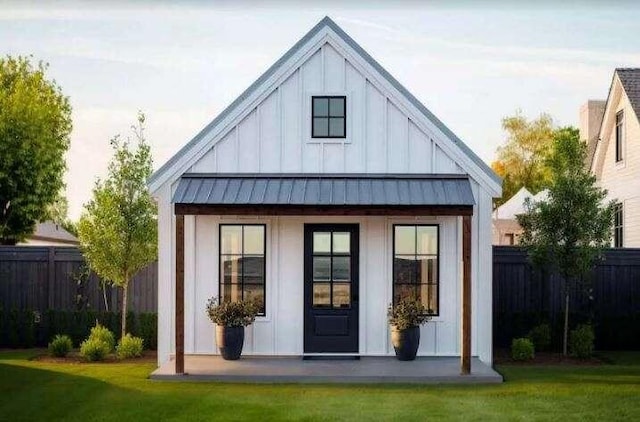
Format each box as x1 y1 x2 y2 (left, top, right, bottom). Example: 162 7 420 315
494 246 640 350
0 247 156 313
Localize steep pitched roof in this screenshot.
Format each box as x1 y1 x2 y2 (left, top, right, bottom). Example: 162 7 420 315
616 68 640 119
149 16 500 192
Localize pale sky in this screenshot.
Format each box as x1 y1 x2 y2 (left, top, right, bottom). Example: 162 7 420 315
2 1 639 219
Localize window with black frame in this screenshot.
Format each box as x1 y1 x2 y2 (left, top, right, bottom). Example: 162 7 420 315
312 96 346 138
614 203 623 248
219 225 266 315
393 225 439 314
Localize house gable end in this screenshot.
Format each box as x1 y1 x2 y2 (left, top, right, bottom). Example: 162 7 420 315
149 17 501 196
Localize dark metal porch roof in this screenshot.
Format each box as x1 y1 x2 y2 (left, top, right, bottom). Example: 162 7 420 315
172 173 475 207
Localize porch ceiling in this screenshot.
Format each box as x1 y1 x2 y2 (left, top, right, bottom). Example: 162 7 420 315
172 173 475 216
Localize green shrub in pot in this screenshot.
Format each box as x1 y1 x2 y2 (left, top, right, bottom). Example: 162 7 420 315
387 297 433 361
206 297 259 360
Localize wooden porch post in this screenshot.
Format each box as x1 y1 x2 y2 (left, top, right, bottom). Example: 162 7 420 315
461 214 472 375
175 214 185 374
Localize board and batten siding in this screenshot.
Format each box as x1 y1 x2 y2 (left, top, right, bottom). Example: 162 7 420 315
155 36 496 365
188 43 460 175
596 88 640 247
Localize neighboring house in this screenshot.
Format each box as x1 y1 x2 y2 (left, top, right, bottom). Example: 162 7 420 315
584 68 640 247
492 187 547 245
149 17 501 373
18 221 78 246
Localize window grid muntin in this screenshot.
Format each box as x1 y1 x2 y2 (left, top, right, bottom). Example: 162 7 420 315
312 96 346 139
392 224 440 315
219 224 266 316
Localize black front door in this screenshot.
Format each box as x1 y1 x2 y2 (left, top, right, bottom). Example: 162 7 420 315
304 224 359 353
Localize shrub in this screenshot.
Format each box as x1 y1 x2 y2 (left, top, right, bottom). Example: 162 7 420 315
88 323 115 352
528 323 552 352
79 338 110 361
387 297 433 331
511 337 535 361
569 324 595 358
206 297 259 327
48 334 73 357
116 334 144 359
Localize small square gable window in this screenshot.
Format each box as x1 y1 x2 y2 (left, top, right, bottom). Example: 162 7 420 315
312 96 346 138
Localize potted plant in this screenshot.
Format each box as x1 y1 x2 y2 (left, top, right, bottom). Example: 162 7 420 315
388 297 433 361
206 297 259 360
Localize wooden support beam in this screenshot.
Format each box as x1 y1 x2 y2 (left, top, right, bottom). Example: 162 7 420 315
461 215 472 375
175 215 185 375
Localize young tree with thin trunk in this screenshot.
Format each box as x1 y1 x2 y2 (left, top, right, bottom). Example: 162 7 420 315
517 127 614 355
78 113 157 338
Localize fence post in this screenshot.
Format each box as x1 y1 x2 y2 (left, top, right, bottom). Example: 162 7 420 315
47 248 55 309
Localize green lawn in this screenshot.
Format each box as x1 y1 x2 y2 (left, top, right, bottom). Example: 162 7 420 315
1 351 639 421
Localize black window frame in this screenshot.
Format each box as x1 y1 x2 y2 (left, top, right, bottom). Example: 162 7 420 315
311 96 346 139
616 110 624 163
219 224 267 316
614 203 623 248
392 224 440 316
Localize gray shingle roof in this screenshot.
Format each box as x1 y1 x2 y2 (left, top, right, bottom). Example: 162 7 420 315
617 68 640 119
172 174 475 206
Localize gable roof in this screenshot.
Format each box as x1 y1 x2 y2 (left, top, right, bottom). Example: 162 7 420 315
617 68 640 119
149 16 500 193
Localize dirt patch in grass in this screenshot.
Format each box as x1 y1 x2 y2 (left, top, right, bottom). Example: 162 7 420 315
31 350 156 364
494 349 602 366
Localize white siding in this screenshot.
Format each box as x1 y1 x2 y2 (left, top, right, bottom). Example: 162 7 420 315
178 213 491 358
189 40 462 176
596 88 640 246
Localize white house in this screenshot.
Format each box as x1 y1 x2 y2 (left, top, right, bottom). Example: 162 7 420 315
149 17 501 375
584 68 640 247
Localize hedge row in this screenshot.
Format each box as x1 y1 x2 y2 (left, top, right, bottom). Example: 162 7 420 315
0 309 157 350
494 311 640 351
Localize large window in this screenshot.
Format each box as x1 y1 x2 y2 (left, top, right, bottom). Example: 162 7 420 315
312 96 346 138
616 110 624 163
219 225 266 315
614 203 623 248
393 225 439 315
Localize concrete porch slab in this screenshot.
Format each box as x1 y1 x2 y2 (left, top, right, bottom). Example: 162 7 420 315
150 355 503 384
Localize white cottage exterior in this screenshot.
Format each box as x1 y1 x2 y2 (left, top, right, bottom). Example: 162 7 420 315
149 17 501 374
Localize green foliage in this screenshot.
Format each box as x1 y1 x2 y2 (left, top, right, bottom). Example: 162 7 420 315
77 112 157 337
518 127 615 354
512 337 535 361
0 55 72 244
48 334 73 357
492 112 555 206
387 297 433 331
528 323 552 352
116 334 144 359
206 297 259 327
87 323 115 353
79 338 110 361
570 324 595 358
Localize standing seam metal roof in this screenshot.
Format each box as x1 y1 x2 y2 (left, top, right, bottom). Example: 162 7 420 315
172 174 475 206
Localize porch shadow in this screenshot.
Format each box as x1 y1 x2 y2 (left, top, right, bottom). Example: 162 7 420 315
151 355 503 384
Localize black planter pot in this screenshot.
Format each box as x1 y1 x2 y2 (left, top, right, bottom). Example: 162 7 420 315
391 325 420 361
216 325 245 360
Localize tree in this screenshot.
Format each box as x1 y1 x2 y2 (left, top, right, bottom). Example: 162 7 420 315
45 189 77 236
0 56 72 244
77 113 157 338
492 112 555 206
517 127 614 355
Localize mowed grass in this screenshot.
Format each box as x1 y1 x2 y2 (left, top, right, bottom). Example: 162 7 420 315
1 350 639 421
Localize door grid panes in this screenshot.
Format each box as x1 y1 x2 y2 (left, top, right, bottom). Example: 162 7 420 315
312 231 352 308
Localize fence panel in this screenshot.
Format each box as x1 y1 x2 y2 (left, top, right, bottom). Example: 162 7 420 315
0 246 156 313
493 246 640 350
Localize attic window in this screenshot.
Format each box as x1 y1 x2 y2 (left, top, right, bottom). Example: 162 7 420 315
615 110 624 162
312 96 346 138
